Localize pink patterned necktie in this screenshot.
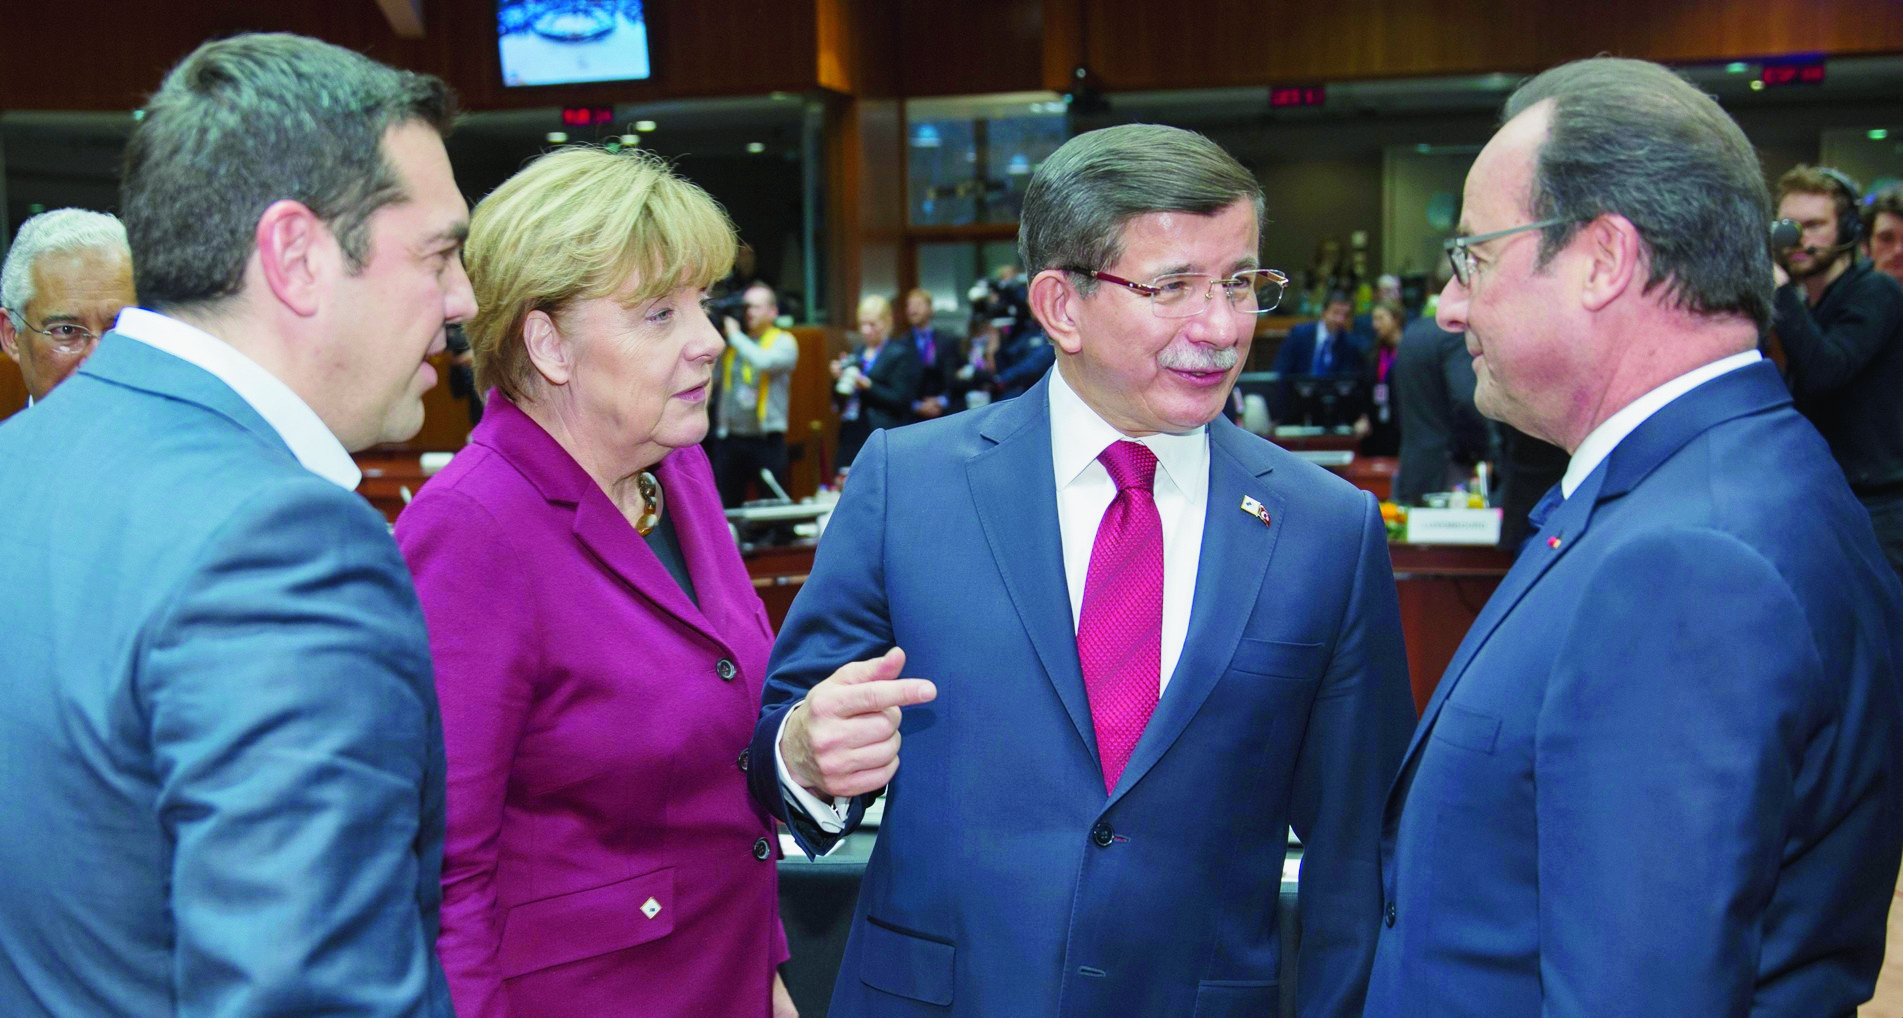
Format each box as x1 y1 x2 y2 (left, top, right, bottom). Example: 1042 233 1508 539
1077 440 1164 794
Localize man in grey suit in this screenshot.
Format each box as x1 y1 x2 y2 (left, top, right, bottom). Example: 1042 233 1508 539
1391 315 1487 505
0 34 473 1015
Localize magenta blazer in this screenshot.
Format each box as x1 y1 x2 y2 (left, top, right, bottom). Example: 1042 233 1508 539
396 394 787 1018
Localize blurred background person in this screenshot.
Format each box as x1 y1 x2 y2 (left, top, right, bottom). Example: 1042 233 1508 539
1391 309 1487 506
713 282 798 507
396 146 797 1018
1352 299 1405 457
1867 185 1903 287
902 286 963 420
1272 289 1365 425
830 293 919 472
0 208 134 405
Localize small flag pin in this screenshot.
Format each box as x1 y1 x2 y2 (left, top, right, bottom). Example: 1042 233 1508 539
1547 535 1562 549
1240 496 1272 527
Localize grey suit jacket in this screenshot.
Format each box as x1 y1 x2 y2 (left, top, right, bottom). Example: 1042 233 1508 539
0 334 451 1016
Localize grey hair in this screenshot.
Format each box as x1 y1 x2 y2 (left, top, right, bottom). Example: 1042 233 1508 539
1505 57 1773 332
1 209 130 326
121 32 456 313
1019 124 1264 295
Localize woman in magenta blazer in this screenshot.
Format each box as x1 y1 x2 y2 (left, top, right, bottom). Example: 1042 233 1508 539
396 147 795 1017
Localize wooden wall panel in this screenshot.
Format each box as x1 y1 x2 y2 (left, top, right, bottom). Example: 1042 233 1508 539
897 0 1046 98
1542 0 1903 67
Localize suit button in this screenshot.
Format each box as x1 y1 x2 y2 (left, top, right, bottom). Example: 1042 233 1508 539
1385 901 1397 928
716 659 737 681
737 748 750 772
1090 822 1114 848
753 836 772 861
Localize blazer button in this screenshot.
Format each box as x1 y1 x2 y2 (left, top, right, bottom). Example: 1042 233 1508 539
716 659 737 681
1090 822 1114 848
1385 901 1398 928
736 747 750 772
752 836 772 861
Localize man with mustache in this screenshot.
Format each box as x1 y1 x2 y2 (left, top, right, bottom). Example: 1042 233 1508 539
751 123 1414 1016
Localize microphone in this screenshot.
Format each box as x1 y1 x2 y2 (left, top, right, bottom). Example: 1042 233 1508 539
1770 218 1857 256
758 468 793 502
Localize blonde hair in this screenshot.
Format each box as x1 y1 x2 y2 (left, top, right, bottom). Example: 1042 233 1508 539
857 293 892 330
464 146 737 401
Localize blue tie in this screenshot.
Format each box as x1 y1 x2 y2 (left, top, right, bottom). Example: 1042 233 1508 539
1312 334 1332 375
1518 483 1565 556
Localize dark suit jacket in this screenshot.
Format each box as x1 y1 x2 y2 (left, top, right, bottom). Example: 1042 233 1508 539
905 325 965 408
752 371 1415 1016
0 335 451 1016
1391 318 1486 505
836 339 923 467
1273 321 1369 423
1367 361 1903 1015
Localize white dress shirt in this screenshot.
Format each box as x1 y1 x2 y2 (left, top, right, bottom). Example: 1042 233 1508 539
778 365 1213 834
113 308 360 490
1561 350 1761 498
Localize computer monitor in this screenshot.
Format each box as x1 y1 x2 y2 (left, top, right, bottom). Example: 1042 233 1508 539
498 0 652 87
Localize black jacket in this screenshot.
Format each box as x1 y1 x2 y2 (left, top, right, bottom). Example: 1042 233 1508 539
1775 258 1903 491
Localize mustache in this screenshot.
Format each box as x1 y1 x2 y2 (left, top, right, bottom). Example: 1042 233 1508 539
1157 346 1239 373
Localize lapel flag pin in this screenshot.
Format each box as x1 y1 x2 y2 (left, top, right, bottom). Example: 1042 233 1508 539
1240 496 1272 528
1547 535 1562 549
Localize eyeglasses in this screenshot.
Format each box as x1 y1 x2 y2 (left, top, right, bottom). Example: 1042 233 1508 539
17 318 101 355
1443 218 1571 288
1071 267 1288 318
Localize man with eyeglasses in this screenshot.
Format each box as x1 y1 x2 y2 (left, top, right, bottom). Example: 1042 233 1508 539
0 208 134 409
1367 57 1903 1016
752 123 1413 1016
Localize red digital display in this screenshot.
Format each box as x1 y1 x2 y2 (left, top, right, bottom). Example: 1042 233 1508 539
560 106 616 127
1760 62 1826 87
1269 85 1326 109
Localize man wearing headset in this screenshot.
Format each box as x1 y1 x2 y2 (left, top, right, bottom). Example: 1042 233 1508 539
1774 165 1903 581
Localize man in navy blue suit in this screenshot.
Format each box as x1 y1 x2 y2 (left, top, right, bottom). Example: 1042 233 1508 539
0 34 470 1015
1366 57 1903 1015
752 124 1413 1016
1273 291 1367 425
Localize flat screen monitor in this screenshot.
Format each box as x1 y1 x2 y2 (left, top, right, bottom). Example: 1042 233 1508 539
498 0 651 88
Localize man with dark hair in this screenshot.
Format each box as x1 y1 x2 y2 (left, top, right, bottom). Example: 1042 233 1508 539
1272 289 1365 425
752 123 1412 1015
1865 185 1903 287
1774 166 1903 580
0 33 471 1016
901 286 964 419
1368 57 1903 1014
713 281 798 505
0 208 134 405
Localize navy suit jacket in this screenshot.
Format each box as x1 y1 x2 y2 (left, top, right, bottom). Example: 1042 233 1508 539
751 371 1414 1016
0 336 451 1016
1366 361 1903 1016
1274 321 1369 422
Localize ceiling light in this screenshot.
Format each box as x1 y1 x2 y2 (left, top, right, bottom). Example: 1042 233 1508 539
1870 129 1890 141
1748 80 1765 92
1726 61 1749 74
621 133 640 146
746 142 766 154
545 131 569 144
634 120 656 132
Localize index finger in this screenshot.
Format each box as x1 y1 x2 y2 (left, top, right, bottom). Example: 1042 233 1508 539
833 677 937 717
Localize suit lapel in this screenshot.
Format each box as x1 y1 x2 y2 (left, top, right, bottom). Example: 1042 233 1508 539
572 476 723 646
1385 360 1792 814
966 376 1100 758
1112 418 1281 801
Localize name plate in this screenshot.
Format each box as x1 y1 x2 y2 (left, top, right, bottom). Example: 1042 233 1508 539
1405 507 1503 545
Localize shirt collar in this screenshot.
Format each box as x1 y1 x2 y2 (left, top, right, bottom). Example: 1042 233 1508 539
1048 361 1208 503
113 307 361 489
1561 349 1760 498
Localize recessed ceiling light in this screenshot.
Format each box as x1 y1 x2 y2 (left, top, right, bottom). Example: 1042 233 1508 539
1748 80 1765 92
634 120 656 132
1870 129 1890 141
1726 61 1749 74
746 142 766 154
621 133 640 146
546 131 569 144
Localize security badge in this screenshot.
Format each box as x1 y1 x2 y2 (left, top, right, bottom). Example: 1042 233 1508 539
1240 496 1272 528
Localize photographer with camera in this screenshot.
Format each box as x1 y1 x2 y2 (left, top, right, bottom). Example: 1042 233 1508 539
712 282 798 507
1773 165 1903 580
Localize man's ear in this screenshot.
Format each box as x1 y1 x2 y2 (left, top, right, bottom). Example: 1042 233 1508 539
0 313 21 363
522 309 573 387
1029 269 1085 355
253 199 332 318
1578 214 1643 313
